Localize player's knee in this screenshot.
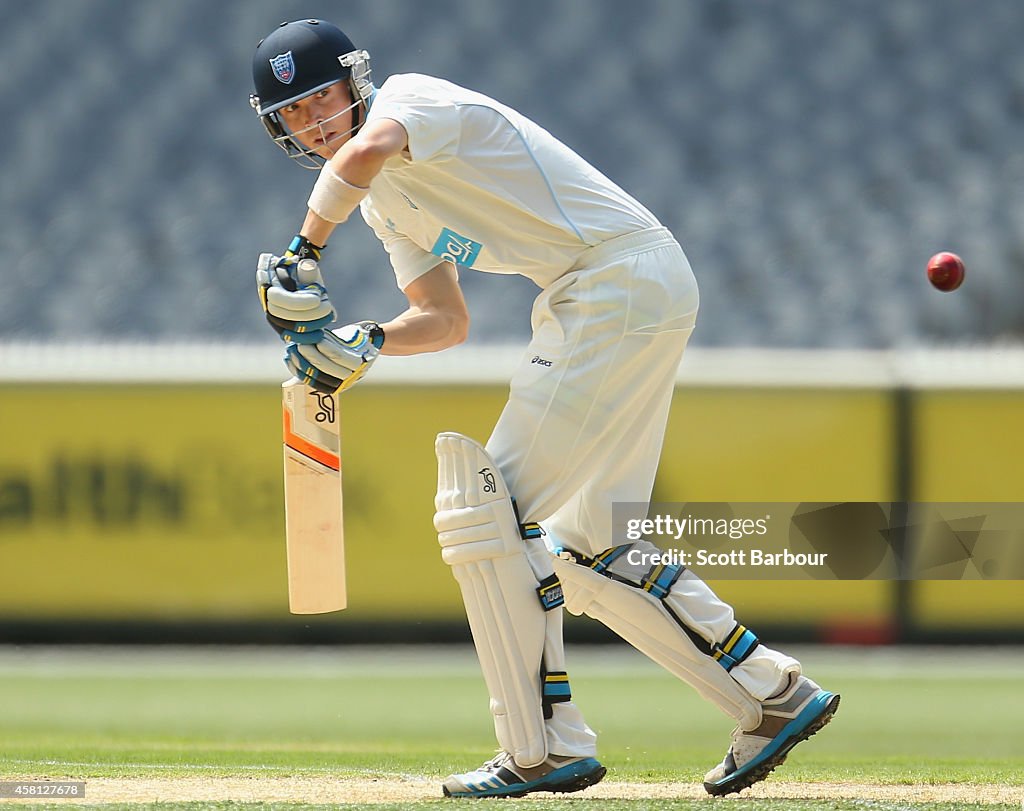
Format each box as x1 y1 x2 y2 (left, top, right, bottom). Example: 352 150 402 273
435 501 513 564
433 432 525 565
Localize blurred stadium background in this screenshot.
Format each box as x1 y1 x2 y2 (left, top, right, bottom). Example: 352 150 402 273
0 0 1021 648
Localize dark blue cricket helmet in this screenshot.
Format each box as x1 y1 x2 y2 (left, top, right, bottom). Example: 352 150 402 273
250 19 373 167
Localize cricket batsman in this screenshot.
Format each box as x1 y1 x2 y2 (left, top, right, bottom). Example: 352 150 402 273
250 19 839 799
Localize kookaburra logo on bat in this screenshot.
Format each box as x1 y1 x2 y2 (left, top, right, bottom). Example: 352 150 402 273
313 392 336 423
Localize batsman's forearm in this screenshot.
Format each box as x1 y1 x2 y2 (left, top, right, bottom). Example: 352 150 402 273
378 308 469 356
299 209 338 249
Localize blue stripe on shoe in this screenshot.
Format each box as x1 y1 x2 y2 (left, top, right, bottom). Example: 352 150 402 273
706 691 836 788
453 757 603 797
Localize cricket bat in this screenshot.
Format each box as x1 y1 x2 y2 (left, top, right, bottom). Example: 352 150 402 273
281 378 347 613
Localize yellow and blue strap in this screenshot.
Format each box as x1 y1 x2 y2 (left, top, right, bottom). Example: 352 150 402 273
640 562 684 599
711 623 760 671
561 545 762 672
536 573 564 611
541 668 572 718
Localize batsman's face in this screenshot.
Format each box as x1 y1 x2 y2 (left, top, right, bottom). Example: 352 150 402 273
279 83 354 159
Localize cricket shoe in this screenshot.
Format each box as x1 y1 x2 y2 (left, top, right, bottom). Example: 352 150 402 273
703 674 840 796
441 751 606 798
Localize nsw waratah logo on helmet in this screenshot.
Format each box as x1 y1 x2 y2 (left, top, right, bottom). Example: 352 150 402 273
269 51 296 84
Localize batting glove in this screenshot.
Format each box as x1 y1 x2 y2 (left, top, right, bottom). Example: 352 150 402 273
285 321 386 394
256 236 335 344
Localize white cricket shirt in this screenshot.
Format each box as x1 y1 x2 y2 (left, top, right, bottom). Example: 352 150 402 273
360 74 661 290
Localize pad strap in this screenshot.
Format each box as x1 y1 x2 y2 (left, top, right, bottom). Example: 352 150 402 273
551 554 764 729
541 669 572 719
536 574 564 611
640 562 685 599
557 545 636 585
561 546 760 670
511 500 565 612
712 623 761 671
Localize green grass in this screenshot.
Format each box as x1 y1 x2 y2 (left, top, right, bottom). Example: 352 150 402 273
0 645 1021 810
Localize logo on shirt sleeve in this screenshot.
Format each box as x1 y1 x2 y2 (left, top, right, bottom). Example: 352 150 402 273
431 227 483 267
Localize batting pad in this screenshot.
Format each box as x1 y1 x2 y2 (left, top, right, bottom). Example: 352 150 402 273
552 554 764 730
434 432 550 768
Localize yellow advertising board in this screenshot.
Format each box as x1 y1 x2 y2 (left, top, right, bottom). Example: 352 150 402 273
0 382 1020 631
908 390 1024 630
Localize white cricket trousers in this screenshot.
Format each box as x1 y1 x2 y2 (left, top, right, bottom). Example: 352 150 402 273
486 227 798 755
487 226 698 555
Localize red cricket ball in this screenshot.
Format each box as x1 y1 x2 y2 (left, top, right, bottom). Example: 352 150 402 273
926 252 965 292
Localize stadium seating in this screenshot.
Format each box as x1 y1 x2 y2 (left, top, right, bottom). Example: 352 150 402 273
2 0 1021 346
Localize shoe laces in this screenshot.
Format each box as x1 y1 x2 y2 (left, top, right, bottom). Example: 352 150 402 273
480 751 512 772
